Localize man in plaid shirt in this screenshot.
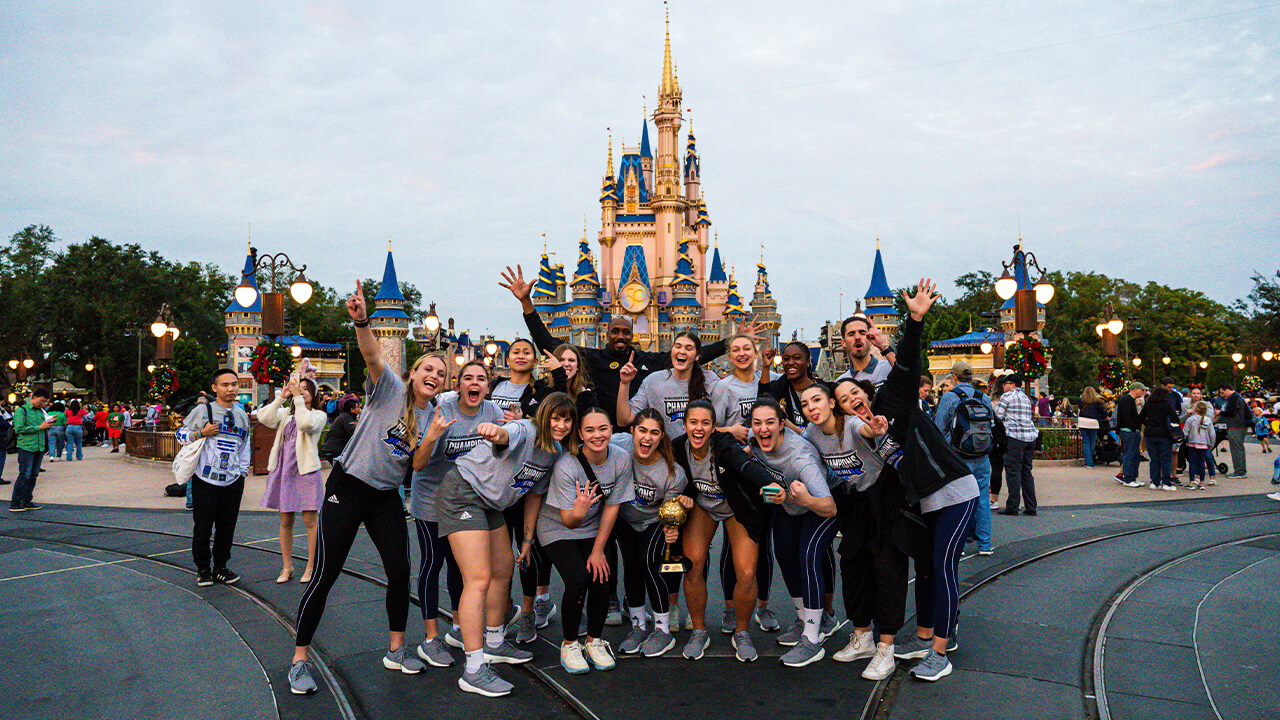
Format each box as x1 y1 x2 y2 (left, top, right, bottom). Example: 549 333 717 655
995 374 1040 516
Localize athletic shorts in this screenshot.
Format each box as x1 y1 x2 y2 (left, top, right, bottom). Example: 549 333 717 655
696 494 734 523
435 467 506 537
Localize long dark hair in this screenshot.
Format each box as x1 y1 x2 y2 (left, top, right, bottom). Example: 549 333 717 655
674 331 708 403
802 383 846 444
632 407 677 474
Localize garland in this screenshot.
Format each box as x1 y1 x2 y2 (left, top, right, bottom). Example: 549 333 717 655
1096 359 1125 390
1240 375 1263 393
9 380 32 400
250 340 293 385
1005 336 1048 378
148 363 179 402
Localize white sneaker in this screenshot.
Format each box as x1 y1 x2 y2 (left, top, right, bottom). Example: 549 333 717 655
832 630 876 663
1123 480 1145 488
1161 484 1177 492
560 641 589 675
1266 492 1280 502
861 643 896 680
584 638 615 671
1148 483 1160 490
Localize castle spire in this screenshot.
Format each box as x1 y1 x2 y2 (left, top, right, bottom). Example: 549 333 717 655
660 4 679 99
606 134 613 175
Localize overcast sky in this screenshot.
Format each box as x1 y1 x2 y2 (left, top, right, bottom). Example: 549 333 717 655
3 1 1277 342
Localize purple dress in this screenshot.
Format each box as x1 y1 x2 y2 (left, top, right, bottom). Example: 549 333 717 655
260 419 324 512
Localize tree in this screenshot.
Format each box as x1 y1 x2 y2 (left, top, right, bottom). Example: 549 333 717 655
0 225 56 377
169 337 216 406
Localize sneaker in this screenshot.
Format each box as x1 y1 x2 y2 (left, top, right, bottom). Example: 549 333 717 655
894 635 933 660
1161 484 1177 492
777 618 804 647
1207 478 1217 486
832 630 875 662
584 638 615 670
1123 480 1145 488
196 570 214 587
443 626 464 649
383 644 425 674
732 630 758 662
212 567 240 585
513 613 537 645
780 637 825 667
989 500 1000 509
641 629 675 657
22 502 41 510
533 597 557 629
754 606 781 632
620 624 651 655
483 640 532 665
605 598 624 627
909 648 953 681
458 664 513 697
416 638 455 667
1113 475 1127 485
560 640 589 675
978 548 994 556
1267 492 1280 502
683 629 710 660
819 612 839 641
861 643 896 680
8 505 27 513
721 607 736 634
288 660 318 695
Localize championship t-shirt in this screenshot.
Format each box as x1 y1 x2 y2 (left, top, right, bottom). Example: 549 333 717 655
751 428 834 516
410 395 504 522
629 370 716 439
536 446 634 545
489 380 528 414
611 434 688 530
336 371 420 490
457 419 561 511
802 417 883 492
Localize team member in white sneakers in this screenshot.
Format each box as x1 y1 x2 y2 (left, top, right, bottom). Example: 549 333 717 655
439 392 577 697
524 407 633 674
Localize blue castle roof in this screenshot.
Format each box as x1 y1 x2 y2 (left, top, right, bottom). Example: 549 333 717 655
619 245 650 289
275 334 343 351
684 132 699 178
672 241 697 286
998 247 1045 310
618 153 649 204
227 251 262 313
708 247 726 283
533 254 557 299
571 241 600 287
756 263 772 298
374 251 405 302
640 120 652 158
725 275 746 315
865 247 892 300
693 199 710 228
930 329 1003 350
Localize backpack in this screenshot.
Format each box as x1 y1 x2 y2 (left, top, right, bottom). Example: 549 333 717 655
946 387 994 458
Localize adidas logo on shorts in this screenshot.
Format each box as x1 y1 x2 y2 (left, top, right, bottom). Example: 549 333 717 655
459 511 473 520
325 495 339 504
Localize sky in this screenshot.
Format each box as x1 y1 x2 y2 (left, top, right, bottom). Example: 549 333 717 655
2 1 1277 343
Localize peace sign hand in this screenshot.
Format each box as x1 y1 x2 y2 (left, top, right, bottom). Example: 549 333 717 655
619 351 637 384
346 280 367 322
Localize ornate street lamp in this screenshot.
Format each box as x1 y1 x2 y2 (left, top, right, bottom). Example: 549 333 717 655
85 362 94 372
993 241 1054 335
1095 301 1125 357
151 304 178 361
1132 357 1142 368
7 360 16 370
236 246 313 338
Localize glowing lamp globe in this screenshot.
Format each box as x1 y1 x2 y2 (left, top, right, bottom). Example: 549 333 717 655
1198 360 1208 369
980 342 993 354
1107 317 1125 335
289 273 313 304
147 364 156 374
7 360 16 370
290 344 302 358
1132 358 1142 368
23 359 33 369
485 341 498 356
1095 324 1105 337
994 271 1017 300
235 282 258 308
1231 352 1243 363
85 362 94 372
1033 280 1055 304
1161 355 1170 365
1237 362 1246 370
424 314 441 334
169 326 180 340
150 318 169 338
1263 350 1274 362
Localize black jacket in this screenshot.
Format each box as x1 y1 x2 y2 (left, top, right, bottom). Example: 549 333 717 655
671 431 775 543
523 311 725 430
757 375 829 428
320 411 356 461
1140 398 1179 439
519 367 600 420
1220 393 1251 429
872 315 974 507
1116 394 1141 432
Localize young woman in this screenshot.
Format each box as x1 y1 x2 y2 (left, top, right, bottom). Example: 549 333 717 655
800 383 903 680
522 343 599 417
1078 386 1106 468
524 407 632 674
617 331 715 439
440 392 577 698
835 279 977 682
410 359 502 666
712 335 781 632
94 405 109 447
673 399 778 662
489 338 537 415
1183 401 1215 490
759 341 824 430
63 399 88 461
289 281 447 696
750 398 839 667
258 372 329 584
612 408 690 658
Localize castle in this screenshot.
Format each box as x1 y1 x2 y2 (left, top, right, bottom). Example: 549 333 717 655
531 17 781 352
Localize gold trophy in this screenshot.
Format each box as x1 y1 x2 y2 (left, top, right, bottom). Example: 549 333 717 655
657 499 691 574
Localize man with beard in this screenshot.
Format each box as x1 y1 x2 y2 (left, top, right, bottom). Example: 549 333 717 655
836 315 896 388
501 265 756 431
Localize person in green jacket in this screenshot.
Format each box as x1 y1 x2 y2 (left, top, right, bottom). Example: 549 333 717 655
11 387 53 512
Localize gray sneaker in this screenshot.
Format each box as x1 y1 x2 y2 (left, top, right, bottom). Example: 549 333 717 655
533 597 557 629
819 612 840 641
458 663 513 697
513 613 537 644
383 644 426 674
641 629 675 657
668 606 682 630
755 606 781 632
777 618 804 647
894 635 933 660
683 629 711 660
732 630 758 662
484 640 533 665
443 626 464 649
721 607 736 634
416 638 455 668
288 660 318 695
909 648 953 681
780 637 825 667
605 598 624 627
620 624 651 655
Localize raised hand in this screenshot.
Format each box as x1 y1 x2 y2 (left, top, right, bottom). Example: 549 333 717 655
425 410 458 445
866 323 888 351
538 349 562 374
499 265 532 302
619 351 637 384
866 414 889 435
502 406 523 422
761 346 777 371
573 480 601 514
346 280 367 322
476 422 505 443
903 278 940 321
738 315 763 342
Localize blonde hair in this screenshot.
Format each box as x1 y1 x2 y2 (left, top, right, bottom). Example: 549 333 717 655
1081 386 1099 405
1194 401 1208 416
402 353 447 446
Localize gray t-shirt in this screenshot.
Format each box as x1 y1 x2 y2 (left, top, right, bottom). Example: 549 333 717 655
711 372 761 428
687 449 733 521
837 354 892 388
920 474 980 514
802 418 883 492
456 419 561 511
410 395 504 522
611 434 688 530
179 402 252 487
751 428 834 516
336 371 421 490
489 380 528 413
536 446 634 545
629 369 717 438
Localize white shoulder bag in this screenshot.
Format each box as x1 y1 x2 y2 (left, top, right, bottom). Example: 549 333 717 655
172 404 214 483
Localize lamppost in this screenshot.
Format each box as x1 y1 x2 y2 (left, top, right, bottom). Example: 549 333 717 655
993 241 1055 392
423 302 442 351
233 246 313 339
1094 301 1126 358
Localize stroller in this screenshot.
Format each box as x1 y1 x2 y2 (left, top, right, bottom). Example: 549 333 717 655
1094 432 1121 465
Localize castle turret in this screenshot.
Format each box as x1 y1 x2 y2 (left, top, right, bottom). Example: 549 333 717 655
368 247 410 377
651 9 685 297
532 252 558 307
599 137 618 301
569 239 603 348
704 241 728 321
668 240 701 335
864 240 899 340
751 254 782 350
640 119 654 193
684 127 700 227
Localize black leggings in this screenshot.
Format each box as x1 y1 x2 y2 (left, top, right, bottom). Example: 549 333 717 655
542 537 610 642
413 519 463 621
616 521 676 613
296 468 410 648
720 506 775 603
841 543 909 635
504 500 552 596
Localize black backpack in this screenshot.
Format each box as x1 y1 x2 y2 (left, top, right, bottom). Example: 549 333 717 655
946 387 994 458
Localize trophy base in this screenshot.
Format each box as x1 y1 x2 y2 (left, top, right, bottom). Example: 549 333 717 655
660 558 692 574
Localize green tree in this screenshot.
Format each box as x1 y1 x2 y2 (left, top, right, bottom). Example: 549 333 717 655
169 337 217 405
0 225 56 379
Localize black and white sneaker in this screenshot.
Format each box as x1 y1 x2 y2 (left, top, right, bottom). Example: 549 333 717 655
196 571 214 587
212 567 240 585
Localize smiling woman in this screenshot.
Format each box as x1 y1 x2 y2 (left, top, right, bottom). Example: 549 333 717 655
616 332 715 438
